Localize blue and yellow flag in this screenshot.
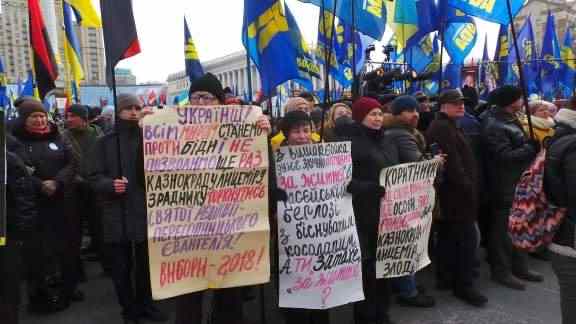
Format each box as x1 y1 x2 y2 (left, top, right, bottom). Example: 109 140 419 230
447 0 526 25
21 70 37 98
480 35 497 99
404 35 434 73
63 2 84 91
298 0 386 41
64 0 101 28
242 0 314 94
559 27 575 98
494 24 509 86
184 17 204 82
508 16 539 94
443 63 462 90
541 11 561 99
0 56 7 108
444 9 477 64
386 0 418 51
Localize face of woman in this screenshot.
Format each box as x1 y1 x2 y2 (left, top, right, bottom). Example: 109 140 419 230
362 108 384 130
533 104 551 119
333 106 351 121
26 112 48 129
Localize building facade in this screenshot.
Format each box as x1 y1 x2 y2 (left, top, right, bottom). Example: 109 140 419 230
115 68 137 86
515 0 576 49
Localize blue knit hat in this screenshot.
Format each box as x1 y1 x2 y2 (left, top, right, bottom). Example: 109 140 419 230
391 95 419 115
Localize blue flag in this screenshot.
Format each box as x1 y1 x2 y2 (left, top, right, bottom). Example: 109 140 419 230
444 10 477 64
184 18 204 82
0 56 7 109
334 18 365 87
541 11 561 99
494 25 509 86
559 27 575 98
443 63 462 90
242 0 314 95
405 36 434 73
480 35 497 99
447 0 526 25
21 71 36 97
508 16 539 94
297 0 386 40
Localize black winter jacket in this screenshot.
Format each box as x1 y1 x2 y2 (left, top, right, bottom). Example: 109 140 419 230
383 122 426 164
86 120 147 243
6 151 37 239
481 108 538 205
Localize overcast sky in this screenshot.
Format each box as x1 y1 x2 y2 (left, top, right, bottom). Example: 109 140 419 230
106 0 499 83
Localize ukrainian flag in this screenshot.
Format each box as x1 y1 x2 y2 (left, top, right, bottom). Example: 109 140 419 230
63 2 84 91
560 27 575 97
386 0 418 51
64 0 101 28
184 17 204 82
0 56 8 108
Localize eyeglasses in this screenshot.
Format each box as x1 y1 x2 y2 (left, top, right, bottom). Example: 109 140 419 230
190 94 217 101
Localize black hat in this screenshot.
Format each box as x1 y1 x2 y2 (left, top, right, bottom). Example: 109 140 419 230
391 95 419 115
461 85 479 107
18 100 46 121
280 111 312 135
438 89 466 104
490 85 523 108
68 104 89 121
188 73 225 103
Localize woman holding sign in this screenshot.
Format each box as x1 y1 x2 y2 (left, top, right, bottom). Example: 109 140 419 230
345 97 398 324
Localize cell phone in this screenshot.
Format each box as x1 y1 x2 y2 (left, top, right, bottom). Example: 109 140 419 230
429 143 441 156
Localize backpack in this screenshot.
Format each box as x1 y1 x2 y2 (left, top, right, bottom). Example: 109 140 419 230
508 149 567 252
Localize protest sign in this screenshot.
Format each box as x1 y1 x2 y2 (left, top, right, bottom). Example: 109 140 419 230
276 142 364 309
376 159 442 279
143 105 270 300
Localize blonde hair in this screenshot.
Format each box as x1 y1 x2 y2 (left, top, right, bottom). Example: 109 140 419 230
528 100 555 115
324 103 352 129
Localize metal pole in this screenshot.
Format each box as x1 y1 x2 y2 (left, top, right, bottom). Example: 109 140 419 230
320 0 338 141
438 20 446 94
351 0 358 100
505 0 535 139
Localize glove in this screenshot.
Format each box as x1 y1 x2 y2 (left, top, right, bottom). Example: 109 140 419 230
275 189 288 202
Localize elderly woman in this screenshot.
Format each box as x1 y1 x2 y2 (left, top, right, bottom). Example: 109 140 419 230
522 100 556 146
11 101 79 313
271 97 320 150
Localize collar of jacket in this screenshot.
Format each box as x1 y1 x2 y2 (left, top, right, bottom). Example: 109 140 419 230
436 112 460 127
493 107 519 123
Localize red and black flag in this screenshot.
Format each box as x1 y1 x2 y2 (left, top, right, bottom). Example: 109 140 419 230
100 0 141 86
28 0 58 99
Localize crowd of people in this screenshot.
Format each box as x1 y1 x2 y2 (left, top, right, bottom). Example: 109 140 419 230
1 72 576 324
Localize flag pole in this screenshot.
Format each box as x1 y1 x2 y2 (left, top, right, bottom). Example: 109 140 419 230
320 0 338 142
351 0 358 100
246 55 253 103
438 18 446 94
505 0 534 139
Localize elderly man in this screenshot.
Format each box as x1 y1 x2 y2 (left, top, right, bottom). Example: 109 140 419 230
427 89 488 307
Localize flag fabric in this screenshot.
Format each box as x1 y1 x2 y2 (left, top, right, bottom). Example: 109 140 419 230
28 0 59 99
63 3 84 88
423 34 441 95
447 0 526 25
21 71 36 97
386 0 418 51
297 0 387 40
65 0 102 28
443 63 462 89
242 0 314 95
559 27 575 98
100 0 141 87
507 16 539 94
540 11 561 99
0 57 7 109
495 24 509 86
184 17 204 82
405 36 434 73
480 35 497 99
443 11 478 64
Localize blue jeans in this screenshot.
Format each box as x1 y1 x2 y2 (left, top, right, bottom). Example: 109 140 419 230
391 275 417 298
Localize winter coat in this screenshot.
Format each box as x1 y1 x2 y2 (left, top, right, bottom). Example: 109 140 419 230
521 116 555 147
6 151 37 239
426 113 478 222
344 124 399 260
481 108 538 206
545 122 576 257
86 120 147 243
62 124 104 178
383 121 426 163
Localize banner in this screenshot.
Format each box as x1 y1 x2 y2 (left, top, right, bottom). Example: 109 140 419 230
143 105 270 300
276 142 364 309
376 159 441 279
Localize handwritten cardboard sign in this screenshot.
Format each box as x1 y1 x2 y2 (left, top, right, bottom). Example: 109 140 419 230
376 159 442 279
276 142 364 309
143 105 270 300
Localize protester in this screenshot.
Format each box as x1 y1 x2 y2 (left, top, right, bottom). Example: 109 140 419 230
86 94 168 323
90 106 114 134
322 102 353 142
345 96 398 324
271 97 320 151
481 85 542 290
310 107 323 132
522 100 556 146
173 72 271 324
11 100 80 313
0 137 37 324
426 89 488 307
383 95 435 308
7 96 43 133
63 105 106 271
545 108 576 324
298 91 316 113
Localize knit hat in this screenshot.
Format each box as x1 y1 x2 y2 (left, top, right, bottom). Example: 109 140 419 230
280 110 312 135
490 85 523 108
188 73 225 103
14 96 40 108
117 93 142 112
68 104 89 121
352 96 382 123
18 100 46 121
284 97 310 113
391 95 419 115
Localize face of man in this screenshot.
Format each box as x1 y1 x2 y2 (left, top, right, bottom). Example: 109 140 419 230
286 125 312 146
66 113 86 129
189 91 220 106
396 109 420 128
441 100 466 119
118 105 143 121
507 98 524 114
